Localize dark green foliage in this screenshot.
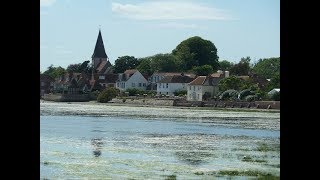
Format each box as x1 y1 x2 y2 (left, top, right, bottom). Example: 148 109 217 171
97 87 119 103
172 36 219 71
218 60 233 71
245 95 257 102
229 57 251 76
43 65 66 79
149 53 180 72
253 57 280 79
136 58 152 76
67 60 92 74
173 90 187 96
125 88 145 96
219 89 239 100
218 76 243 92
271 91 280 101
239 89 254 100
202 92 211 100
192 65 213 76
114 56 139 73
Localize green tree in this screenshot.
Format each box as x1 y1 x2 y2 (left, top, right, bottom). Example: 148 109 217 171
172 36 219 71
97 87 119 103
137 58 152 75
229 57 251 76
218 60 233 71
66 60 92 74
252 57 280 79
149 53 180 72
192 65 213 76
218 76 243 92
43 65 66 79
114 56 139 73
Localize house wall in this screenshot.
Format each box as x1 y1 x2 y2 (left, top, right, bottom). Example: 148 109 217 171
157 83 187 96
116 71 148 91
187 85 203 101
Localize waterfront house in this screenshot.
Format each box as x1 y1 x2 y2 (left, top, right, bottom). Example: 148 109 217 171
187 71 228 101
149 72 195 91
116 69 148 91
157 73 194 96
40 74 54 97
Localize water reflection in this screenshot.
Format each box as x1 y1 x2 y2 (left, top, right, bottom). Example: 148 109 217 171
91 138 103 157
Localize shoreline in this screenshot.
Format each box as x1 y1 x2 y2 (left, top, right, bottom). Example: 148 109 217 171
40 100 280 113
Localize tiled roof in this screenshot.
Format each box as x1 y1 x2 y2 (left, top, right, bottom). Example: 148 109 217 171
153 72 196 78
159 75 194 83
124 69 137 75
188 76 206 85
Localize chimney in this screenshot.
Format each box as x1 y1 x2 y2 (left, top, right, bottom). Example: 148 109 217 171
224 71 229 78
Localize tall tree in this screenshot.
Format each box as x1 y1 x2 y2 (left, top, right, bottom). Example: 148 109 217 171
137 57 152 76
172 36 219 71
114 56 139 73
43 65 66 79
66 60 92 74
149 53 180 72
218 60 233 71
229 57 251 76
252 57 280 79
192 65 213 76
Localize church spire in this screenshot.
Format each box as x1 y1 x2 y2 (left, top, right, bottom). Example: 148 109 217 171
92 29 108 59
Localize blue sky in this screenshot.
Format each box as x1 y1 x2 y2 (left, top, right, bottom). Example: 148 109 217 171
40 0 280 72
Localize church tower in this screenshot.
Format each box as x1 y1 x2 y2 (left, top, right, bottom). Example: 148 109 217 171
92 29 109 69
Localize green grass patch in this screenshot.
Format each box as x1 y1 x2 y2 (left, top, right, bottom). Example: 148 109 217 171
165 175 176 180
218 170 279 179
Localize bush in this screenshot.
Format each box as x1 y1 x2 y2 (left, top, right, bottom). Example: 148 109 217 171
219 89 239 100
271 91 280 101
202 92 211 101
97 87 119 103
174 90 187 96
238 89 254 100
245 95 257 102
125 88 145 96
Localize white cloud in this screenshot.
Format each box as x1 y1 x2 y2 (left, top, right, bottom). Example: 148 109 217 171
155 22 200 29
40 0 56 7
111 1 233 20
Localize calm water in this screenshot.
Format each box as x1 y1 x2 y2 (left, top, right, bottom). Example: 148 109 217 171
40 102 280 179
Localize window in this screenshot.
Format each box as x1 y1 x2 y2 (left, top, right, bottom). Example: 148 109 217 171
159 83 161 88
163 84 165 88
166 92 169 95
117 83 119 87
193 86 195 91
139 83 142 87
99 76 105 80
198 86 200 90
143 83 146 87
189 86 191 90
166 83 168 88
197 94 200 100
132 83 135 87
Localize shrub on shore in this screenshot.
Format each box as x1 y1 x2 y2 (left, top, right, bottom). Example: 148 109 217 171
97 87 119 103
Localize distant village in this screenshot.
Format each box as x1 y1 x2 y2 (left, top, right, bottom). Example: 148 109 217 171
40 30 280 108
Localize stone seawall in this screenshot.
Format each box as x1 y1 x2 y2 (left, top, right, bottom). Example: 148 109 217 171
174 99 280 109
110 98 174 106
43 94 90 102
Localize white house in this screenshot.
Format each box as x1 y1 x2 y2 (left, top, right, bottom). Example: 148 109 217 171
149 72 195 90
157 74 194 96
187 71 228 101
116 69 148 91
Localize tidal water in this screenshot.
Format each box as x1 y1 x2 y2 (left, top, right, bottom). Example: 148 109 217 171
40 102 280 179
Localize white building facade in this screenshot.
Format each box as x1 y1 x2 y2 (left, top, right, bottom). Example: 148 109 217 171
116 70 148 91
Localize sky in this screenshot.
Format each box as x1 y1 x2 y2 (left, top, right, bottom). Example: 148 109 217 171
40 0 280 72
